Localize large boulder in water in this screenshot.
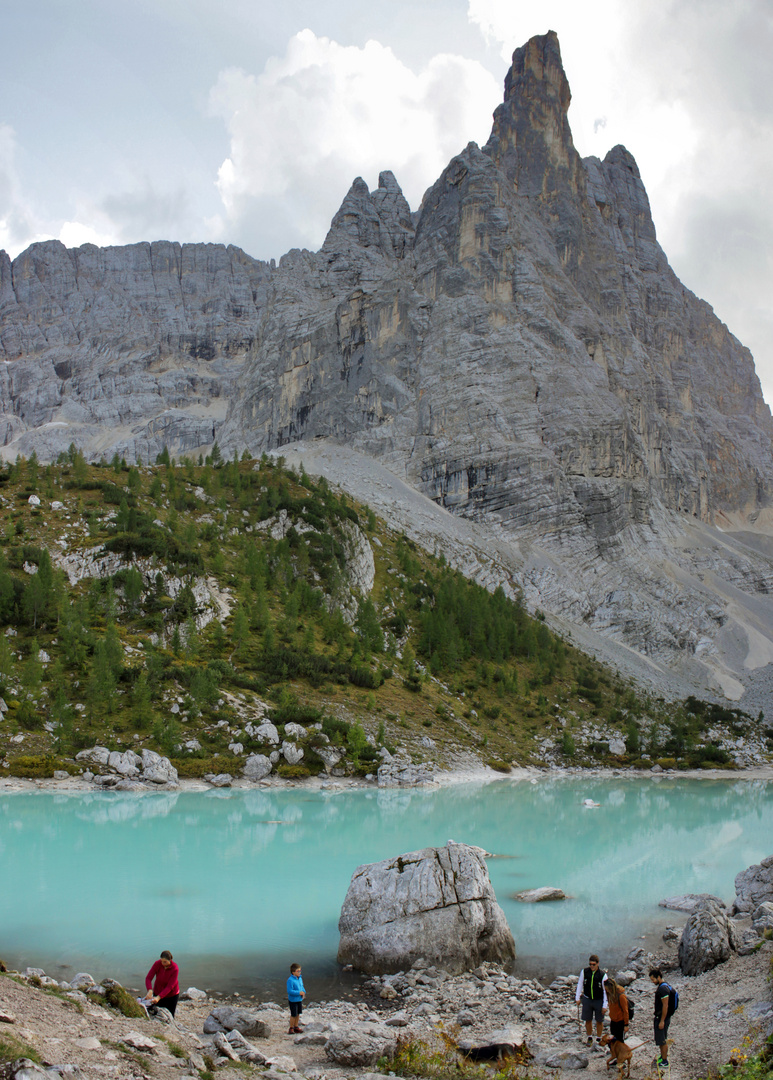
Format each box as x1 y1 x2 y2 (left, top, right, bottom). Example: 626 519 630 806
678 897 738 975
733 854 773 914
337 841 515 974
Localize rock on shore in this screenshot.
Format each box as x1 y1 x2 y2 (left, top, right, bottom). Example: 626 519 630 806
337 841 515 974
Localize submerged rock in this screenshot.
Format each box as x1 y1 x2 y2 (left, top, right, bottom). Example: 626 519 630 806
514 888 565 902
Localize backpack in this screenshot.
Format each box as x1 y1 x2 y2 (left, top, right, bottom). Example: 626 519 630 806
626 997 635 1023
661 984 679 1015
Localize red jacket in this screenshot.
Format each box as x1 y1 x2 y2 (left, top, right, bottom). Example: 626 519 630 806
145 960 179 999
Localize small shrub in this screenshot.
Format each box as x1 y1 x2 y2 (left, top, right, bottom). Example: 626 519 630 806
0 1033 42 1064
275 762 314 779
8 755 71 779
104 984 146 1018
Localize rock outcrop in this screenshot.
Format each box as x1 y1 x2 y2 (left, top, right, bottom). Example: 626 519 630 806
678 897 737 975
337 841 516 974
733 854 773 914
3 33 773 705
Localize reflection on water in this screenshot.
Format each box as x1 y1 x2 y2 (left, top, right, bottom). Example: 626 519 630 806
0 777 771 994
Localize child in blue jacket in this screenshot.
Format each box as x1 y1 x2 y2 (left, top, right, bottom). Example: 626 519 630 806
287 963 306 1033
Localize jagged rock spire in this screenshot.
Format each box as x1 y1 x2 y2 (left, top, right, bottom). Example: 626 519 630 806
483 30 581 197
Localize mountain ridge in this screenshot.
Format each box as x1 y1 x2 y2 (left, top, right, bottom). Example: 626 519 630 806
2 32 773 710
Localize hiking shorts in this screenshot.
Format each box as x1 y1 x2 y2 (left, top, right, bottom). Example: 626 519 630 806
581 996 604 1023
289 1000 303 1018
654 1017 671 1046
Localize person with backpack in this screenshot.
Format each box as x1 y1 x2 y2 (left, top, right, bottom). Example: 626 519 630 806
604 976 630 1043
649 968 677 1069
575 954 608 1045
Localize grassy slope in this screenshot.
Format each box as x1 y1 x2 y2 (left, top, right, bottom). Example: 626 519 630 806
0 450 764 780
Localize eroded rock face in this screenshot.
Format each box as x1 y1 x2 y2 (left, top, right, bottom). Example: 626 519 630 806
3 34 773 701
678 897 737 975
337 841 516 975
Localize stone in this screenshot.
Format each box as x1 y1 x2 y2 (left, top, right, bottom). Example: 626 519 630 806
282 742 304 766
121 1031 159 1051
534 1048 589 1069
140 749 178 784
253 722 280 746
660 893 725 913
243 754 272 780
751 901 773 933
315 745 343 771
204 773 232 787
75 747 110 766
284 723 307 740
182 986 208 1001
678 897 738 975
325 1024 398 1067
613 970 637 986
212 1032 239 1061
6 1061 50 1078
458 1025 527 1059
337 841 516 974
68 973 96 991
513 887 565 902
734 855 773 914
377 760 435 787
203 1006 272 1038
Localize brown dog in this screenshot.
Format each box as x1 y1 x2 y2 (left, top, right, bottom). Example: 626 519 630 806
601 1034 633 1078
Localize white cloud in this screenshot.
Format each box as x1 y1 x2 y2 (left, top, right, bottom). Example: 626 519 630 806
208 29 500 258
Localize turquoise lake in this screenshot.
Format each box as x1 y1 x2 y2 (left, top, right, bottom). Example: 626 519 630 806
1 777 771 998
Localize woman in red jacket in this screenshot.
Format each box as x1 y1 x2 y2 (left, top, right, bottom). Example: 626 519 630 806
145 950 180 1016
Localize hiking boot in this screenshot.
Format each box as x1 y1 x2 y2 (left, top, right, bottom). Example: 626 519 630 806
586 1037 593 1046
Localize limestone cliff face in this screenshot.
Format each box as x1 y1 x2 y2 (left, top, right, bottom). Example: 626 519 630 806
2 32 773 700
0 240 271 459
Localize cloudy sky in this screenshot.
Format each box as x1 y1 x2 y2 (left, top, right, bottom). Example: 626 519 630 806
2 0 772 399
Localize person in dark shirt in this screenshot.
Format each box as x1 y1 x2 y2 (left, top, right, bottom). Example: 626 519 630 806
649 967 674 1069
575 954 608 1045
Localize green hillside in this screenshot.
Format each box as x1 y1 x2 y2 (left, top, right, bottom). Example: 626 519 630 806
0 448 762 780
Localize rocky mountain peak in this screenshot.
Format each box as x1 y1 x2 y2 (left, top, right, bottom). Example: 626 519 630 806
484 30 580 197
3 33 773 709
322 171 414 260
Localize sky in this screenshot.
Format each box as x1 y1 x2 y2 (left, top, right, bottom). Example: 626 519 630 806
2 0 772 400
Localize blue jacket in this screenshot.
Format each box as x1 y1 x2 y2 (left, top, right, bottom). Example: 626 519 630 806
287 974 305 1002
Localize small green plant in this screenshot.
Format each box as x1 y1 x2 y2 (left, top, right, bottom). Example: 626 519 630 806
104 983 146 1018
0 1032 42 1064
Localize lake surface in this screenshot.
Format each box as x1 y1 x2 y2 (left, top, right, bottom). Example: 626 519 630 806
1 776 771 998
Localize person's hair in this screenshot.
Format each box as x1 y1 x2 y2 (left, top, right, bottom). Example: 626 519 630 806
649 968 662 979
588 954 599 964
160 950 173 961
290 963 301 973
605 977 619 1003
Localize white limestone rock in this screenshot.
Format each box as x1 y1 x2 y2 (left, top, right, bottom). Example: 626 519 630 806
678 897 737 975
734 854 773 914
243 754 272 781
337 841 516 974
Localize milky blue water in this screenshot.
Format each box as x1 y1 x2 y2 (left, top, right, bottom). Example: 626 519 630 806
1 777 771 998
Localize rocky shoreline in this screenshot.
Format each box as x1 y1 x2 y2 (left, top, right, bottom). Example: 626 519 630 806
2 759 773 796
1 929 771 1080
2 854 773 1080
